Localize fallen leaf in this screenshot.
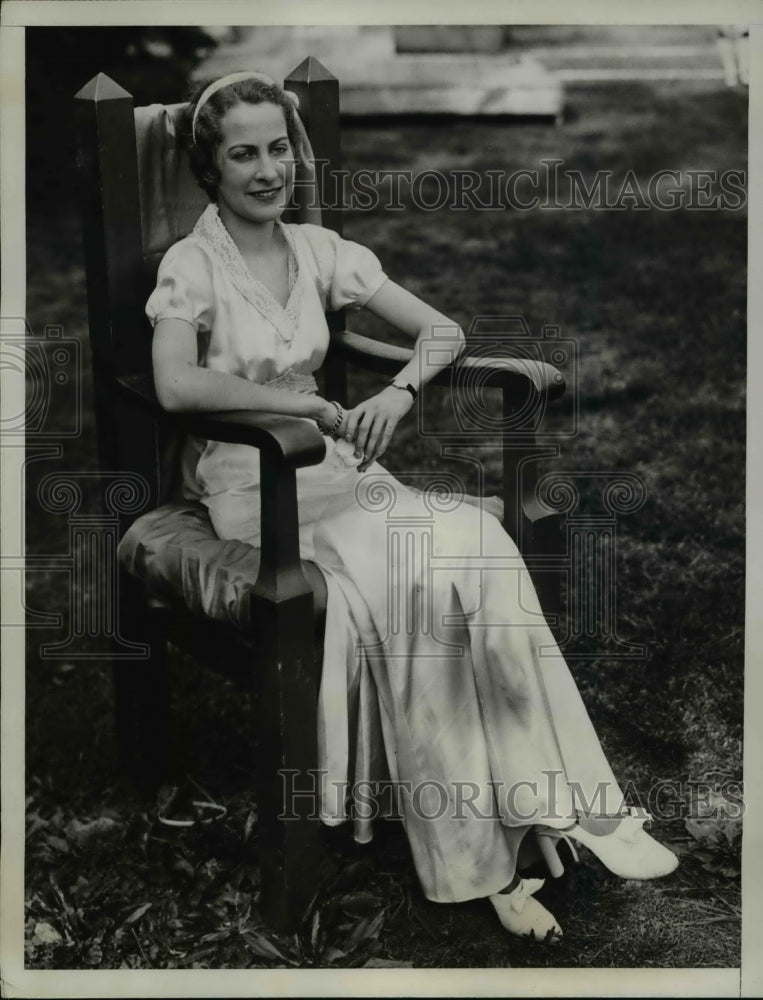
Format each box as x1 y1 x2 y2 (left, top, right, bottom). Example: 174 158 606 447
340 891 382 917
310 910 321 951
330 860 374 893
242 931 291 963
346 910 386 949
125 902 152 924
173 859 195 879
685 817 721 846
323 946 347 964
721 819 742 847
68 817 119 843
85 944 103 965
49 876 75 915
26 812 49 836
363 958 414 968
665 839 691 857
45 834 69 853
33 922 61 945
199 929 231 944
717 862 741 879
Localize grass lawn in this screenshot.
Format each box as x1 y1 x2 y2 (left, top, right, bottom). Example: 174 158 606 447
23 78 744 969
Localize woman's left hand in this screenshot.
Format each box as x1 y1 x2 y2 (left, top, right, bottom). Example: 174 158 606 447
345 386 414 471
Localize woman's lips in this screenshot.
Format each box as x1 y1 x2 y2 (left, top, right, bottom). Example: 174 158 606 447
248 187 283 200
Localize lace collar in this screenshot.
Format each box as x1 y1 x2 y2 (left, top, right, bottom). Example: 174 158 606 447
192 203 301 345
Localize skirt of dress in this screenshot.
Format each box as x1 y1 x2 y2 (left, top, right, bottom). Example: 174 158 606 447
204 449 626 905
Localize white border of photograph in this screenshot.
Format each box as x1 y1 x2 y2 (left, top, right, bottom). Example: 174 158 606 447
1 1 760 996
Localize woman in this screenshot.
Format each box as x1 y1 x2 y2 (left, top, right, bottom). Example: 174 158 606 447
147 70 678 943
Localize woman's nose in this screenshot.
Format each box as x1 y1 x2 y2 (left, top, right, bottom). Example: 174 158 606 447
255 155 279 181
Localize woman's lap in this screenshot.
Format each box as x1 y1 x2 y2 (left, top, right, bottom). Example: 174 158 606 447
202 461 624 901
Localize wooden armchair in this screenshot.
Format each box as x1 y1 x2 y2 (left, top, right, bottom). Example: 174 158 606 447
73 57 566 931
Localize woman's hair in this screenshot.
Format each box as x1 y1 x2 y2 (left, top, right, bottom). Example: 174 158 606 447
186 74 301 202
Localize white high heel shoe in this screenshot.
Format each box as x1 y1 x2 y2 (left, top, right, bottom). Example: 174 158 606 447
489 878 563 942
536 828 579 878
536 808 678 880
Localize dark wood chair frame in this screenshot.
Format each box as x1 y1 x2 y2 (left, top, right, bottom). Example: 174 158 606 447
74 56 566 931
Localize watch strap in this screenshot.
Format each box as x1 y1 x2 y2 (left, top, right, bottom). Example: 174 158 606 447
389 381 418 401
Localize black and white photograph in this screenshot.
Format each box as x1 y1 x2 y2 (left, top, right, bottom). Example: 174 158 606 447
1 3 760 996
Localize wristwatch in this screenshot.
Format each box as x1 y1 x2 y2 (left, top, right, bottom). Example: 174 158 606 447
388 380 418 401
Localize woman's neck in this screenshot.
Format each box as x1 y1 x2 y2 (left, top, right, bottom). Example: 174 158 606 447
216 203 279 258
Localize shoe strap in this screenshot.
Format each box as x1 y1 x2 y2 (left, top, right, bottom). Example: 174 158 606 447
536 825 581 865
509 877 545 912
557 831 580 864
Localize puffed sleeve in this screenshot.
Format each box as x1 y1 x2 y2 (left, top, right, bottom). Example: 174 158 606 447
298 224 389 311
145 239 216 332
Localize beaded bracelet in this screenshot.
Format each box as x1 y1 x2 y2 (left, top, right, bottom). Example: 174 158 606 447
320 400 344 437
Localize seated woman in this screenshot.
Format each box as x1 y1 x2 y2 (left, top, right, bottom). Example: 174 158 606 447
147 70 678 943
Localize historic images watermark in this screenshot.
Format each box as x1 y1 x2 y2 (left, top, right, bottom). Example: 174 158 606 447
279 768 745 824
2 317 152 658
294 161 747 213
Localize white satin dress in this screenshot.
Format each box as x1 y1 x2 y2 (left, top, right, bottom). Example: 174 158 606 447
146 203 625 904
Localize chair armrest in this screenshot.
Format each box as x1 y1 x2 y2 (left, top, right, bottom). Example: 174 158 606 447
328 329 565 399
116 372 326 469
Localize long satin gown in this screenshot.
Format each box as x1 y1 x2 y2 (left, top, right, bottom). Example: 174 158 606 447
144 202 625 903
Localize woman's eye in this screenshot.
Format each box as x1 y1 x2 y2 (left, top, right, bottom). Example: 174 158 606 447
272 145 289 155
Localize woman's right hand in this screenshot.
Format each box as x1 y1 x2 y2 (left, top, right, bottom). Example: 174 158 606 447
317 399 366 464
318 397 351 440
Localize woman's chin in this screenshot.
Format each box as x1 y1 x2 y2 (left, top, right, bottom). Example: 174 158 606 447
244 205 285 222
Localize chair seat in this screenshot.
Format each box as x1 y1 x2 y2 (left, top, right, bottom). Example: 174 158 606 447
118 502 327 633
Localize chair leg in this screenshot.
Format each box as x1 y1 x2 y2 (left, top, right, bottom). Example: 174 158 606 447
251 591 326 931
500 413 567 639
526 511 566 641
114 569 172 792
250 452 329 931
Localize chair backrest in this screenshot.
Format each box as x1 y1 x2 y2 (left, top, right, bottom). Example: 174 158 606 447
74 58 344 531
134 102 208 262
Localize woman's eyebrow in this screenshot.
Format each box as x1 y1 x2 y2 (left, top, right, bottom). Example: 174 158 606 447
226 136 289 151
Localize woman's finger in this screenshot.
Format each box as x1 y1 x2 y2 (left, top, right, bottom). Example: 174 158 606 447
345 407 365 443
363 415 386 461
337 407 354 440
354 411 375 453
365 418 396 467
374 422 397 462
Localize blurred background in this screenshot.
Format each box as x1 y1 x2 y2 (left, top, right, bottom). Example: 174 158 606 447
24 24 746 971
27 23 745 212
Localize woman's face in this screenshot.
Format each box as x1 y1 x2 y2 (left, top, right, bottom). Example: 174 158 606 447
214 100 295 226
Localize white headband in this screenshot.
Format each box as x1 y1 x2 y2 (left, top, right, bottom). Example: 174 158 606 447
191 71 299 144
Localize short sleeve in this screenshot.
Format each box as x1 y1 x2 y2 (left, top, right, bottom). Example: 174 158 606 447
145 240 216 332
298 224 389 312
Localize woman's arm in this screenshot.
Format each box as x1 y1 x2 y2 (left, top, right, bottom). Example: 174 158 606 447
345 280 466 469
152 317 342 431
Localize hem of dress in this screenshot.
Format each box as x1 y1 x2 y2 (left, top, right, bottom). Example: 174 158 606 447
355 273 390 309
148 310 200 331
